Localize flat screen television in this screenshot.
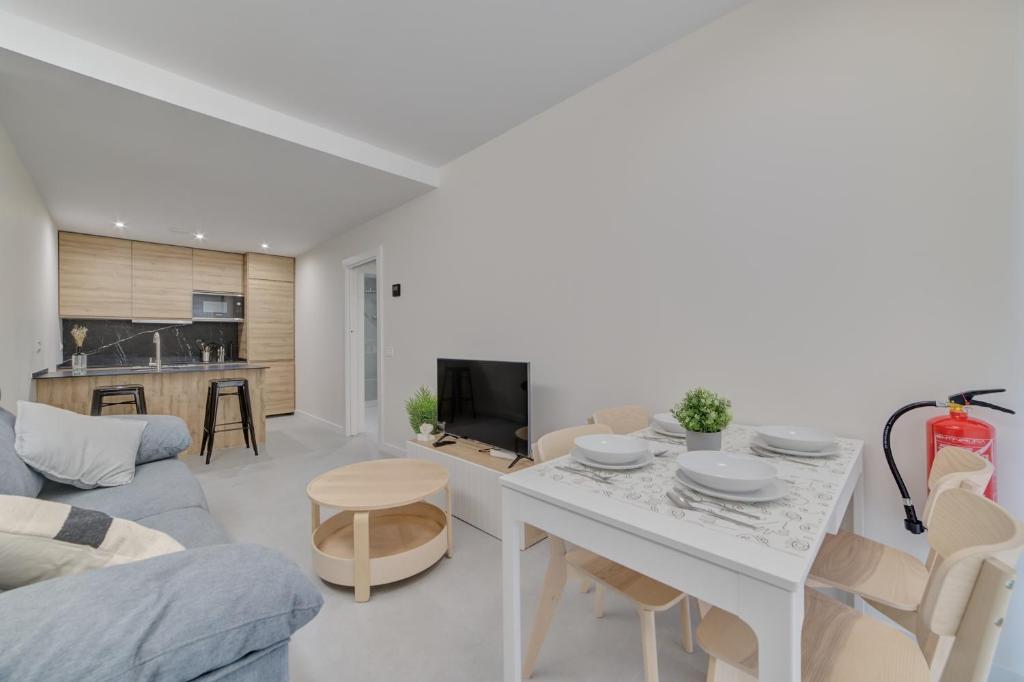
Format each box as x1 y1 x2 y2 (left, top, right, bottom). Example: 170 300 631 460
437 358 530 454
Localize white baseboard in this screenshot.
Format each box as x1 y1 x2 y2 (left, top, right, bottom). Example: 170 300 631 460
380 441 405 458
294 409 346 432
990 665 1024 682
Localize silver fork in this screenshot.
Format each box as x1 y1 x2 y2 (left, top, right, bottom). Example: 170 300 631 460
556 465 616 485
675 489 762 520
666 490 759 530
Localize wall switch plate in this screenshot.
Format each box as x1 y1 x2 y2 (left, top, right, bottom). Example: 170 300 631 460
392 283 401 297
383 346 395 358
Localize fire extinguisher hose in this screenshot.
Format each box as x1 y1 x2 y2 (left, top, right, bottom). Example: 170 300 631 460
882 400 939 534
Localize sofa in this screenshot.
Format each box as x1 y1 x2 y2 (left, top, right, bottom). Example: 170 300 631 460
0 407 323 681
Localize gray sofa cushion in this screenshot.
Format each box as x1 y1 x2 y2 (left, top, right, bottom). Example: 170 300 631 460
137 506 231 548
39 458 208 521
104 414 192 464
0 406 43 497
0 543 323 682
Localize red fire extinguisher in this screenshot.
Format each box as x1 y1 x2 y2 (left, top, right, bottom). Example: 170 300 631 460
883 389 1014 534
927 403 999 500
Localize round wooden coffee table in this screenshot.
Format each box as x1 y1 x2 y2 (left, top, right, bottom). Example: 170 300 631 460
307 459 452 602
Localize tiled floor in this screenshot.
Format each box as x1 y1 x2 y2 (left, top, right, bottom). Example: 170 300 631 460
186 413 708 682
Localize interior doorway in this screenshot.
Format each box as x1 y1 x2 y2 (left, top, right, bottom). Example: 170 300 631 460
343 249 382 440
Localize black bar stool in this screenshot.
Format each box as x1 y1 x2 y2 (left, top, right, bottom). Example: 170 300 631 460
90 384 147 416
200 378 259 464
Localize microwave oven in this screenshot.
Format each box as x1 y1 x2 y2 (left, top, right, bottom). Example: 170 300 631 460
192 292 244 321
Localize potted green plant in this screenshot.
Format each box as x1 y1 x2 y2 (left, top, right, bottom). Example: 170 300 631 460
405 386 439 440
672 387 732 450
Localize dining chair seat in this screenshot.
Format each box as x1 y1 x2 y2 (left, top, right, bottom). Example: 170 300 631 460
810 530 929 613
565 548 684 611
697 588 930 682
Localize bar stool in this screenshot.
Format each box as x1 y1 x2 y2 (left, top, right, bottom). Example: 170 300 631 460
90 384 147 416
200 378 259 464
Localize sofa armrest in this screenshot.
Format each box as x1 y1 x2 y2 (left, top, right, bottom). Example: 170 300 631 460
0 544 323 681
103 414 192 464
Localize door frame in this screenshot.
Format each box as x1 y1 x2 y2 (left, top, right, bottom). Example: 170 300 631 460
342 247 383 441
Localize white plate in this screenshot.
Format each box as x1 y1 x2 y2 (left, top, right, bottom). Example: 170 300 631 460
651 412 686 435
676 451 777 493
574 433 649 465
651 426 687 439
750 436 839 458
674 469 790 503
569 448 654 470
755 425 836 452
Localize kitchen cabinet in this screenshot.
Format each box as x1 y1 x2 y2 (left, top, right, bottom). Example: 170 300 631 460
58 232 133 318
193 249 244 293
245 279 294 360
244 253 295 414
245 252 294 282
262 360 295 416
131 242 193 320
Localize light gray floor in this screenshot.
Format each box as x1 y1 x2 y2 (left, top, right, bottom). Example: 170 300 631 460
186 414 709 682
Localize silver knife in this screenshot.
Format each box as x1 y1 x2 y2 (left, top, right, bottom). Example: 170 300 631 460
666 490 759 530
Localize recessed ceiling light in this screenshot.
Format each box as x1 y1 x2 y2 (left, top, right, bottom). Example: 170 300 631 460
194 232 205 240
260 242 269 250
114 221 126 228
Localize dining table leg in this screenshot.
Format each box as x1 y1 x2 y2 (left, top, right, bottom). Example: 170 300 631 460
741 578 803 682
502 490 524 682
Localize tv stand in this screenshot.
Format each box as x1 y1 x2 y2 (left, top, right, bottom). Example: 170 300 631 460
405 436 544 549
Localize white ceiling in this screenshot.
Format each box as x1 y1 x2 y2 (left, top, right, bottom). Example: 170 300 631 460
0 1 750 254
0 0 749 165
0 50 429 255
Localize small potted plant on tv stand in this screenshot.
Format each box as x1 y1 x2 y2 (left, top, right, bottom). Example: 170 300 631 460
405 386 439 441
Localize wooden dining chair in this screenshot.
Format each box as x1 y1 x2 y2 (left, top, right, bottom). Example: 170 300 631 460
696 487 1023 682
590 404 650 435
524 423 693 682
808 446 993 629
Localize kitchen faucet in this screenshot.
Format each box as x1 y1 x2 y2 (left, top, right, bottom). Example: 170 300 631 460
152 332 162 370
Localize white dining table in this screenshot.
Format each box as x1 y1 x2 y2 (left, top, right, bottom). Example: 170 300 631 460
500 424 864 681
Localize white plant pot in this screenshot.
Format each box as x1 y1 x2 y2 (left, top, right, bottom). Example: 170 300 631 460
686 430 722 451
417 423 435 441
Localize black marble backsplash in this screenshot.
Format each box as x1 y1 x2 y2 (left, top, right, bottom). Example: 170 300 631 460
61 319 241 368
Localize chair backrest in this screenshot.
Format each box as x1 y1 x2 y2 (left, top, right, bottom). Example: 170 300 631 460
535 423 613 463
590 405 649 435
913 488 1024 680
922 447 994 523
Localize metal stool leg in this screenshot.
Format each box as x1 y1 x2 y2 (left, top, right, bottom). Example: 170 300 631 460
237 388 252 449
241 381 259 457
135 387 147 414
200 384 213 460
90 391 103 416
206 385 220 465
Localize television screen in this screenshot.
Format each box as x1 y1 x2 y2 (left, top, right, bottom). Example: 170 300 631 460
437 358 529 453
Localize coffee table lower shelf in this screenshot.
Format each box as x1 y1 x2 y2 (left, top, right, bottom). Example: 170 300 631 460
312 501 450 599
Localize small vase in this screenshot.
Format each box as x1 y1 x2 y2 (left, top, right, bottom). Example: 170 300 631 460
71 352 87 376
417 423 435 441
686 430 721 451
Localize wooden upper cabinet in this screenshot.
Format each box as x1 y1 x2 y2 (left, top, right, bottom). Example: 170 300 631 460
246 253 294 282
131 242 193 319
58 232 133 318
193 249 244 293
245 279 294 360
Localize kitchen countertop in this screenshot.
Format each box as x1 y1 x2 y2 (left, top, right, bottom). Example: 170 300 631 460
35 362 268 379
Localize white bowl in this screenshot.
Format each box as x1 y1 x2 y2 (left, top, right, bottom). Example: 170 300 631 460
574 434 649 465
755 425 835 452
676 451 777 493
651 412 685 434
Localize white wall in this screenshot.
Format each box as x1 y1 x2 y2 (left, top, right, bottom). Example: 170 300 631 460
298 0 1023 675
0 120 59 410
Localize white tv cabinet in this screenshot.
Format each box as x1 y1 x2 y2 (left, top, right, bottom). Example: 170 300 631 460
405 437 545 549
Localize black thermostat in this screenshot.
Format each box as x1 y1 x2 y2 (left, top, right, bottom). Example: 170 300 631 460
392 283 401 297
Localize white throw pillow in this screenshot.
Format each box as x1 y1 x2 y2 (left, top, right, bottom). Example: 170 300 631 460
0 494 184 590
14 401 146 489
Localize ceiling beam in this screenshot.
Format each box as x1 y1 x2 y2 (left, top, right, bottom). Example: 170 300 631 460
0 9 440 188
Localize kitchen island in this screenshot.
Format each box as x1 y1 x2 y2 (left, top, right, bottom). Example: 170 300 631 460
34 362 267 456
